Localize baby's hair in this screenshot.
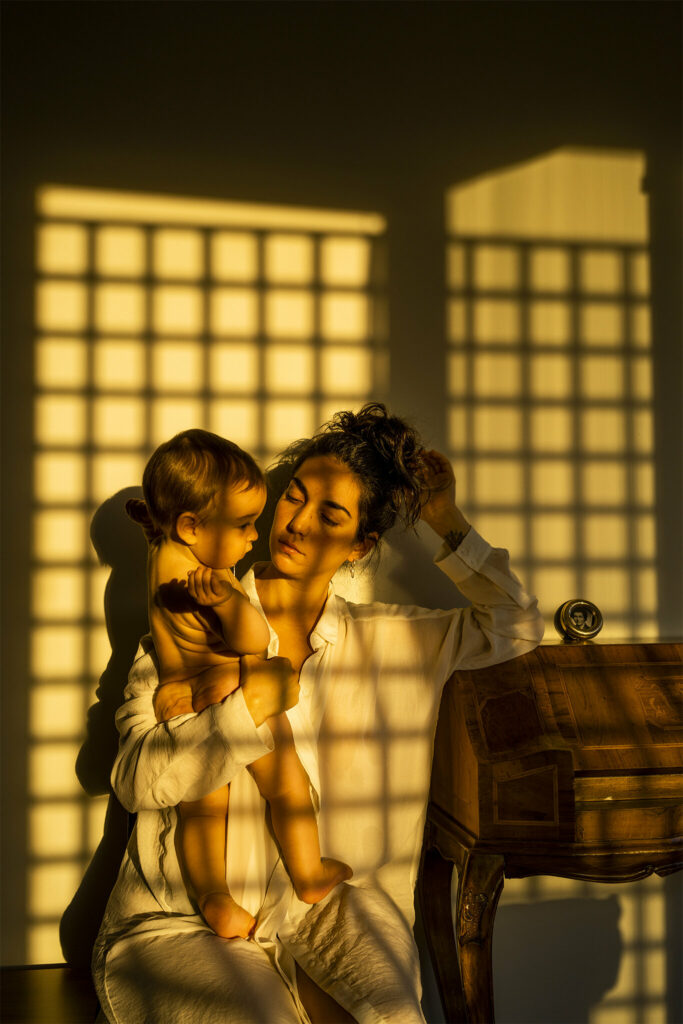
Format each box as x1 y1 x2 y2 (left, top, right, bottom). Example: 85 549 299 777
276 402 425 543
126 429 263 541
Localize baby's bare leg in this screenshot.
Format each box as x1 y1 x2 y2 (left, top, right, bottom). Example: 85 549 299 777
250 713 352 903
178 786 256 939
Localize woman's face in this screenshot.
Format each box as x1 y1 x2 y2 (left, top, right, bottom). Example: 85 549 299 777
269 455 372 582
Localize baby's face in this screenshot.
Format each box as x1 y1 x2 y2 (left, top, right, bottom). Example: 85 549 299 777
193 481 266 569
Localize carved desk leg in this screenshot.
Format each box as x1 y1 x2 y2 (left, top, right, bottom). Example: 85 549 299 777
419 844 469 1024
455 851 505 1024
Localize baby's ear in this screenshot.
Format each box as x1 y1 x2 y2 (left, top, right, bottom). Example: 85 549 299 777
175 512 199 545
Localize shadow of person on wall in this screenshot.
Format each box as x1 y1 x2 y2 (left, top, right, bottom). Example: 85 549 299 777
60 487 149 968
493 896 623 1024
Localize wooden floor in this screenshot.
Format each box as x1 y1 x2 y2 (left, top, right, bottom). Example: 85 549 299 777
0 965 99 1024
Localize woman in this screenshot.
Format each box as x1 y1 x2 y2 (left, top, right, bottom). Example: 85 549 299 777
93 404 544 1024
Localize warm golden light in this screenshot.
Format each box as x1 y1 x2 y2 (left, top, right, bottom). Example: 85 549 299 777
265 290 314 338
34 510 87 562
211 232 258 281
265 401 315 451
321 348 372 396
474 245 519 289
35 453 86 503
39 186 386 233
30 685 84 739
37 224 88 275
500 875 669 1024
265 234 313 283
530 354 572 399
211 287 258 335
94 339 145 389
529 300 571 346
29 743 83 797
96 226 146 276
445 146 658 643
95 283 145 332
152 341 203 391
209 400 259 450
36 338 88 388
93 397 145 447
31 184 385 964
151 399 203 446
447 149 647 241
474 354 522 397
30 803 83 858
153 229 204 279
32 568 85 621
91 453 145 503
320 237 370 286
265 345 316 395
153 286 203 334
209 342 259 393
36 281 87 331
35 396 86 446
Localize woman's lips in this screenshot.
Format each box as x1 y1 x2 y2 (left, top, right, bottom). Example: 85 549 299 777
277 537 303 557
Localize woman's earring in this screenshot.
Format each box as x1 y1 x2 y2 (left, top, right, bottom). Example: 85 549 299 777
349 561 355 579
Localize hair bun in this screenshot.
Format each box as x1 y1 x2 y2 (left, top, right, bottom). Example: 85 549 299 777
329 403 425 529
125 498 162 542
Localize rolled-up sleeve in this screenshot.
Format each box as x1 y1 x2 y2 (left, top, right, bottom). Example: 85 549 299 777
111 644 274 812
430 526 544 676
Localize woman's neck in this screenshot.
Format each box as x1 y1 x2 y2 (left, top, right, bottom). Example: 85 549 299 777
255 565 331 630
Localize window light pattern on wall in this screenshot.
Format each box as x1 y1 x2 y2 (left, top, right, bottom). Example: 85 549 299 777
446 148 657 642
30 186 386 962
446 149 664 1024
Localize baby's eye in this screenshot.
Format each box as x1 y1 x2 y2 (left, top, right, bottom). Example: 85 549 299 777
285 490 301 503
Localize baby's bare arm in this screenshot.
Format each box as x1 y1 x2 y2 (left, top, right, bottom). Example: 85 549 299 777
187 566 270 654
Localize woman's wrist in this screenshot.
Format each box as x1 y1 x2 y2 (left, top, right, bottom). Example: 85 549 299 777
422 504 471 550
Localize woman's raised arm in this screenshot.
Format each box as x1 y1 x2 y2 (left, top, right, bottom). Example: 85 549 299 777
416 449 544 675
111 645 297 812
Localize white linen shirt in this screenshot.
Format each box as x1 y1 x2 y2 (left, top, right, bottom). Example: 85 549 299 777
94 528 544 1023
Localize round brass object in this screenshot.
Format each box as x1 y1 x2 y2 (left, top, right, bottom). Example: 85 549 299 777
554 599 604 641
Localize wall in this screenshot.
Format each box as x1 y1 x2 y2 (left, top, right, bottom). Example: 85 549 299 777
2 4 681 1021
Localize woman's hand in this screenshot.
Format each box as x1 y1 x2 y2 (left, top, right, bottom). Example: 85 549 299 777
240 654 299 727
418 449 471 548
187 566 235 606
418 449 456 523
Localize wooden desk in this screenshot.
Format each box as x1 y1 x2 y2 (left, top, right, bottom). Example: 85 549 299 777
419 642 683 1023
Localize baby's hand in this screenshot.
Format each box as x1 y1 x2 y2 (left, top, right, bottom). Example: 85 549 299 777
187 566 235 606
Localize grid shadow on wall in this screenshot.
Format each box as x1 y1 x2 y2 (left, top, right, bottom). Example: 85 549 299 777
29 186 386 962
446 149 663 1024
446 149 657 641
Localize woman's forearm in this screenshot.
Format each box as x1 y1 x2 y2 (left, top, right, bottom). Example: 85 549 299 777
112 654 273 811
421 503 471 550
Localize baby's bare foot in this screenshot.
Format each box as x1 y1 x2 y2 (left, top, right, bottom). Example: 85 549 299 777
295 858 353 904
199 891 256 939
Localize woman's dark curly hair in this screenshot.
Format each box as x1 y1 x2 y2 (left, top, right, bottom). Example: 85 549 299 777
275 402 425 543
126 428 263 542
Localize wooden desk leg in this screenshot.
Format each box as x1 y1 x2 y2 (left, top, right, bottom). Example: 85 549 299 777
419 845 469 1024
455 852 505 1024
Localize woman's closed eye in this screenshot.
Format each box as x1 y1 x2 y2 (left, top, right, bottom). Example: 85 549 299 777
321 513 340 527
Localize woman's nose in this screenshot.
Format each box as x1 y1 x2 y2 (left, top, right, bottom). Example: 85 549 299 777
287 506 310 535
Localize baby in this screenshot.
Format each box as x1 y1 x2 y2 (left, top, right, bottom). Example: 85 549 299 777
127 428 352 938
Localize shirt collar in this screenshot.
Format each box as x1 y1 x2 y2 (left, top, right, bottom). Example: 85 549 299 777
240 563 340 648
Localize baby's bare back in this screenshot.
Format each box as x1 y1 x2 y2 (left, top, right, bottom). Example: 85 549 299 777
149 541 241 721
